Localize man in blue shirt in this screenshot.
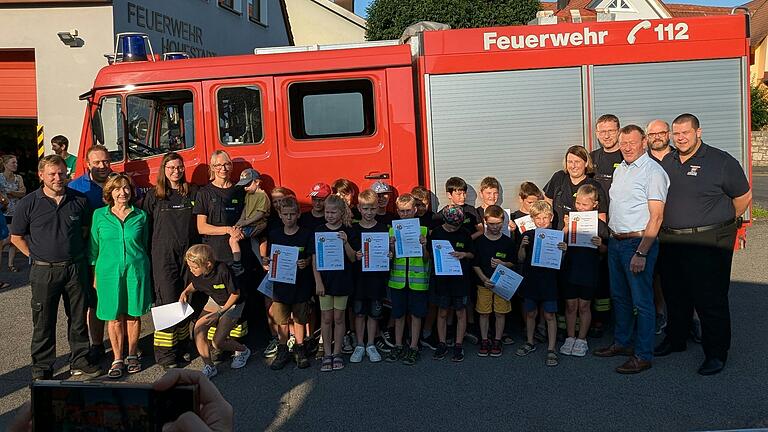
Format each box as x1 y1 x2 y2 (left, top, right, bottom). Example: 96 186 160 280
594 124 669 374
68 144 112 363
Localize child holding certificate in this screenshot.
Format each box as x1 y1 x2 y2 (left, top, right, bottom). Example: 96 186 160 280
516 201 567 367
509 181 544 235
385 194 429 366
559 185 609 358
472 205 517 357
429 205 475 362
348 190 389 364
265 196 315 370
313 195 357 372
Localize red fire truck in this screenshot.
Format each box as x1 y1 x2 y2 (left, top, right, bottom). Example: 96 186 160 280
77 14 753 237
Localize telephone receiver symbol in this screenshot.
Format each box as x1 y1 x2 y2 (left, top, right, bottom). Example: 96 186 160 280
627 20 651 44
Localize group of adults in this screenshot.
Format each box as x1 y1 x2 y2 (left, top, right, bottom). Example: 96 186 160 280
543 113 751 375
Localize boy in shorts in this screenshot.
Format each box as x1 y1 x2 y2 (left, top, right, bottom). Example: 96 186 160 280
230 168 270 275
266 196 315 370
385 194 429 366
472 205 517 357
180 244 250 379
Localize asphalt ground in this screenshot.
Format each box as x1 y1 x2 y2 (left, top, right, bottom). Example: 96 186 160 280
753 166 767 209
1 223 767 431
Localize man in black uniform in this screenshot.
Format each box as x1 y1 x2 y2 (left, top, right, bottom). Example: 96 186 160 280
590 114 624 337
655 113 752 375
10 155 100 379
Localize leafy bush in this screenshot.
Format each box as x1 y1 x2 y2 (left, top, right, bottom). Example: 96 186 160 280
751 84 768 131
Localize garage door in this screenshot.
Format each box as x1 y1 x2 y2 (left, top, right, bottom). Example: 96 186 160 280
0 50 37 118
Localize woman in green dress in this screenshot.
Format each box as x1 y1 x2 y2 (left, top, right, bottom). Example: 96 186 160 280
90 173 152 378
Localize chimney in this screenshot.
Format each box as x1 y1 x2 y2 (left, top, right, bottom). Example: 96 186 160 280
557 0 569 11
331 0 354 12
528 10 558 25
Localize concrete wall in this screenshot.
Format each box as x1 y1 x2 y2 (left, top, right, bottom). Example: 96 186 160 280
284 0 365 46
0 5 115 157
753 131 768 167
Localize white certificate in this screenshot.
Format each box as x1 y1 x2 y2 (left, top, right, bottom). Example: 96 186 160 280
268 244 299 284
362 232 390 272
489 266 524 301
257 274 273 299
567 210 599 249
432 240 463 276
151 302 194 331
393 218 423 258
515 214 537 234
315 232 345 271
531 228 564 270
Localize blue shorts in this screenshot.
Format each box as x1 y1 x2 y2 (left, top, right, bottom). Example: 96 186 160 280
390 289 429 319
523 298 558 313
432 294 468 310
353 299 383 319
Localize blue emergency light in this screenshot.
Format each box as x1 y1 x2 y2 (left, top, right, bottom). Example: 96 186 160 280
112 33 155 64
163 52 190 60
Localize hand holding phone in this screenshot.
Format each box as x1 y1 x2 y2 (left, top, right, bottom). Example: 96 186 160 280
153 369 233 432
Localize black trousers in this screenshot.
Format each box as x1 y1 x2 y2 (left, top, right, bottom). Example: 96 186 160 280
659 222 737 361
29 261 91 377
152 241 191 365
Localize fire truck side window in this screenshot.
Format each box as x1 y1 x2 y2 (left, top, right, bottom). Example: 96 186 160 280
92 96 124 163
126 90 195 160
217 86 264 145
288 79 375 139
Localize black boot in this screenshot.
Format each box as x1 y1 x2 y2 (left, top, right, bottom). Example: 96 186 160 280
295 343 310 369
270 344 291 370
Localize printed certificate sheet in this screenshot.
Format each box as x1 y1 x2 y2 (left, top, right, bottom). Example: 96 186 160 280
515 214 537 234
362 232 390 272
489 266 524 301
432 240 463 276
393 218 423 258
567 210 599 249
268 244 299 284
315 232 345 271
152 302 194 331
257 274 273 299
531 228 564 270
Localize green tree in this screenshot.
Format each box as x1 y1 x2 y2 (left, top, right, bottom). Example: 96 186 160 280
365 0 541 41
751 84 768 131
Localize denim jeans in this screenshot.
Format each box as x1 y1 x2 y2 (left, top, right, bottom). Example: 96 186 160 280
608 237 658 361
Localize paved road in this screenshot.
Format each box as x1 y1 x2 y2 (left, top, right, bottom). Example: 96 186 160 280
754 166 767 209
1 224 767 431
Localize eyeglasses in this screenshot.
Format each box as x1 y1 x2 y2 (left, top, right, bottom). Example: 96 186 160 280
212 162 232 170
596 129 618 135
648 131 669 138
165 165 185 171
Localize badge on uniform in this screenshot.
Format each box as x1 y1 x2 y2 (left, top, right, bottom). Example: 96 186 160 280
687 165 701 176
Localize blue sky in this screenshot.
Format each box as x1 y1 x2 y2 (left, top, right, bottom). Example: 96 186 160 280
353 0 743 18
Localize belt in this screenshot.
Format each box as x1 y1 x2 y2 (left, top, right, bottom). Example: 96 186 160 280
661 220 735 235
33 260 71 267
611 231 644 240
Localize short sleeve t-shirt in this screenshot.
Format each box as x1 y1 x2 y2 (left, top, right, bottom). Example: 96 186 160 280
544 170 608 230
64 154 77 178
185 262 241 307
460 204 480 236
241 190 271 224
375 212 395 228
349 221 390 300
267 227 315 304
563 219 609 288
315 224 355 297
429 225 474 297
419 210 441 232
590 148 624 198
192 183 245 263
518 230 560 301
299 211 326 231
473 234 518 279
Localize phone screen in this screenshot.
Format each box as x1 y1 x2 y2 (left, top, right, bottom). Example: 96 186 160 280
32 381 197 432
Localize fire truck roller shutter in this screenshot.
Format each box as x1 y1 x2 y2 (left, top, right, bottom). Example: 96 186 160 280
591 58 747 175
426 67 586 210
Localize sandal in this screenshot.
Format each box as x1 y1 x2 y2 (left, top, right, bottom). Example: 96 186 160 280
320 355 333 372
515 342 537 357
332 355 344 371
125 355 141 374
108 360 124 379
546 350 559 367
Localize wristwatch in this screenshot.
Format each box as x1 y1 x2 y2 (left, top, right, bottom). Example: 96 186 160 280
634 250 648 258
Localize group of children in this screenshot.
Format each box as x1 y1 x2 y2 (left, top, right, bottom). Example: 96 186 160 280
180 173 610 378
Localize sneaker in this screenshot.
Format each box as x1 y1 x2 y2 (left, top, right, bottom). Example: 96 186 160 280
464 329 480 345
572 339 589 357
350 345 366 363
70 363 101 378
419 333 439 350
287 334 296 352
655 313 667 335
270 345 290 370
385 346 404 363
231 347 251 369
451 344 465 362
490 339 503 357
560 337 576 356
402 347 420 366
366 344 382 363
691 319 702 344
202 364 218 379
478 339 491 357
382 328 396 348
515 342 537 357
342 333 356 354
295 344 311 369
501 334 515 345
433 342 448 360
263 337 279 358
374 336 391 353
